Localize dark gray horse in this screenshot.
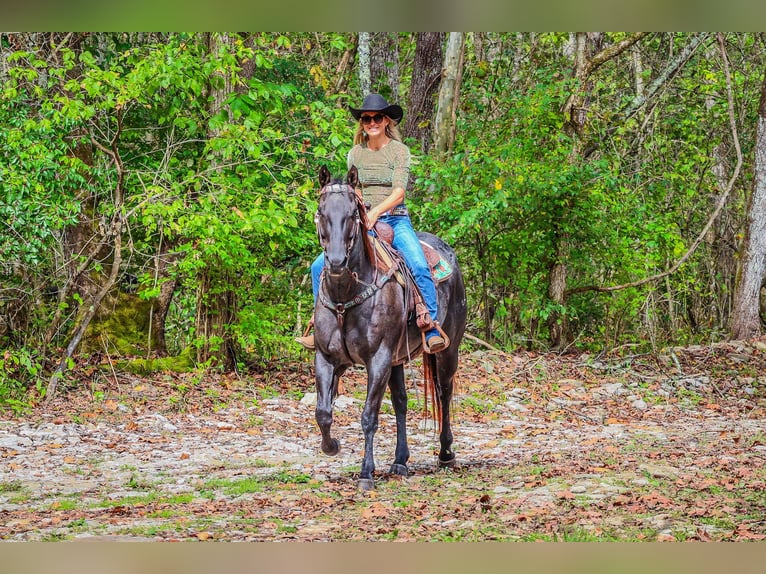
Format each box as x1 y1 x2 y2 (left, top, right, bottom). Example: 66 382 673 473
312 165 467 490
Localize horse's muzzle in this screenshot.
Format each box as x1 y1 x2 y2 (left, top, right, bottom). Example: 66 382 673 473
326 257 349 277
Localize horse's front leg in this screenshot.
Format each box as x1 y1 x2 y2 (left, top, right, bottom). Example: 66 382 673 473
315 352 344 456
387 364 410 477
358 357 392 490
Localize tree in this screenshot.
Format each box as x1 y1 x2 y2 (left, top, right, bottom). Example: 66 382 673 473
403 32 444 155
546 32 649 350
194 33 239 370
357 32 371 96
731 65 766 340
434 32 464 156
370 32 399 99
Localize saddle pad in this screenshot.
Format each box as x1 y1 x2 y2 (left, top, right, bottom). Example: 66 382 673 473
420 240 453 283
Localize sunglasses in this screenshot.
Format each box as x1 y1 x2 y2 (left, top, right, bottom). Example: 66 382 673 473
360 113 386 125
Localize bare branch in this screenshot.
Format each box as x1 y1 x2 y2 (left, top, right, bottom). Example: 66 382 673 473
621 33 711 122
585 32 651 77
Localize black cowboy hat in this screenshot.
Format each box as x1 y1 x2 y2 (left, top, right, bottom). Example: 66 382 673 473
349 93 404 124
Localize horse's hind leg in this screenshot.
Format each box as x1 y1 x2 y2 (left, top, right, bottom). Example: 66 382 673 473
387 364 410 477
435 351 458 468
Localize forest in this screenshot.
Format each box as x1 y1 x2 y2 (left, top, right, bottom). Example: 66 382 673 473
2 32 766 411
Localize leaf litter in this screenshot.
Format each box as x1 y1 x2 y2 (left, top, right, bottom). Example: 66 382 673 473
2 339 766 541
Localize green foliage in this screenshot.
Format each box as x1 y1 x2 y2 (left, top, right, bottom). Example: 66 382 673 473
1 33 354 376
413 32 757 350
0 348 43 413
1 32 764 375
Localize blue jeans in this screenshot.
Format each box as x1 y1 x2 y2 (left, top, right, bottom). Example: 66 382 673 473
310 214 439 324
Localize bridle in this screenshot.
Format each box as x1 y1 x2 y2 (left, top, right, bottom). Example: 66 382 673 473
315 182 394 328
314 182 362 264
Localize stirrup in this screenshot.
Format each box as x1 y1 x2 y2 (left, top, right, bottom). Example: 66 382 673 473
294 317 315 350
422 323 450 354
294 334 315 350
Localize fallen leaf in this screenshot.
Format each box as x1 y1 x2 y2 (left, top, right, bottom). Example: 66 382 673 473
362 502 389 519
657 532 676 542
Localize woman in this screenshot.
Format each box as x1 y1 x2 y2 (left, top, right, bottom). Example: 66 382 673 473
296 93 447 353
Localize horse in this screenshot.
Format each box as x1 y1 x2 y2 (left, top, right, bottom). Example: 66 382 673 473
312 165 467 490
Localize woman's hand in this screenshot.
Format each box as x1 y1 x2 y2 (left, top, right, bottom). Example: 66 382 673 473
366 207 381 228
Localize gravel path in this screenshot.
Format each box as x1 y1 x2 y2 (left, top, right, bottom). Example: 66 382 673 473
2 347 766 541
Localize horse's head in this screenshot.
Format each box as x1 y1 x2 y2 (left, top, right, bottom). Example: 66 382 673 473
316 166 369 276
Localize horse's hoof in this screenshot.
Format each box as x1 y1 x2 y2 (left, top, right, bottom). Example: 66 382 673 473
438 452 456 468
389 463 409 477
358 478 375 491
322 438 340 456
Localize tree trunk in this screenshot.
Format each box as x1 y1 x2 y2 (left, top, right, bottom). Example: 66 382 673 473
357 32 371 96
47 115 127 401
434 32 464 156
334 34 357 94
370 32 399 99
149 240 178 357
731 67 766 340
194 33 238 370
548 32 589 352
403 32 444 155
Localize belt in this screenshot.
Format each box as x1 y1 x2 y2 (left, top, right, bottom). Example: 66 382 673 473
382 205 409 217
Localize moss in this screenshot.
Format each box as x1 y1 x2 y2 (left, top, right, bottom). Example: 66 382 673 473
114 347 196 375
83 291 158 356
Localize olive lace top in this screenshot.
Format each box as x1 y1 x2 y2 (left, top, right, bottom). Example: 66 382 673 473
347 139 411 209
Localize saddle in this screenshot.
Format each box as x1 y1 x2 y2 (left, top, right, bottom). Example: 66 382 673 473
370 221 453 333
372 221 453 285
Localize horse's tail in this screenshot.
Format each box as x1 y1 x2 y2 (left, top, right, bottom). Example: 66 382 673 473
422 353 441 429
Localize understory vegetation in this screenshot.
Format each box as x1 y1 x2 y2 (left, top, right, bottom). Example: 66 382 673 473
1 33 766 410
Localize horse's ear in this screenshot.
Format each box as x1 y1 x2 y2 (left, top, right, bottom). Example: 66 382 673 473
319 165 331 189
346 166 359 189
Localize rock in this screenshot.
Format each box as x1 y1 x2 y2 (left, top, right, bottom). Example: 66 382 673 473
0 434 33 449
139 414 178 432
300 392 317 406
503 399 528 412
334 396 358 410
632 399 648 410
508 387 529 398
638 462 680 481
644 514 674 530
594 383 627 397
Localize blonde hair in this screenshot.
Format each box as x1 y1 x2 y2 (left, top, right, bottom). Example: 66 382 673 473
353 117 403 145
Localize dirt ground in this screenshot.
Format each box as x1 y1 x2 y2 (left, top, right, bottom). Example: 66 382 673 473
2 340 766 541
